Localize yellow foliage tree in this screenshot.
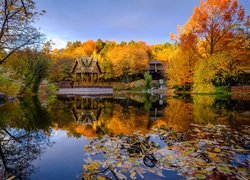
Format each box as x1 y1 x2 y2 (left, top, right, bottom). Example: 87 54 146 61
109 45 149 81
167 47 196 90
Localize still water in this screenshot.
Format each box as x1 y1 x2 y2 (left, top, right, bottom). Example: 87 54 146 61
0 94 249 179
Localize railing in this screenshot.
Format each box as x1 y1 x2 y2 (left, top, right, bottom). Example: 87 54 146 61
231 86 250 93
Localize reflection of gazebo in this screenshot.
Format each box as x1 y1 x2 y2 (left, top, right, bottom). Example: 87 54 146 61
71 57 102 87
71 98 102 124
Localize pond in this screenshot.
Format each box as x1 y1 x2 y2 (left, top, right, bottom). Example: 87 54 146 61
0 94 249 179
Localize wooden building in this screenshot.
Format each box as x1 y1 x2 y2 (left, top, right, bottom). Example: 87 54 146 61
149 60 165 80
238 69 250 85
71 57 102 87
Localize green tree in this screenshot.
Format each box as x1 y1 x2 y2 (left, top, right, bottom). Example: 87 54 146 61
6 49 50 95
49 58 73 82
0 67 20 96
193 59 216 94
96 39 105 53
144 71 152 90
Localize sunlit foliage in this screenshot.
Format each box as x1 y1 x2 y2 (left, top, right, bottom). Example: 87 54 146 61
167 47 196 90
193 53 239 93
109 45 149 81
172 0 248 58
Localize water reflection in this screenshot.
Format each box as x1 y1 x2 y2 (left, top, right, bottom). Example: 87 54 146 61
47 95 249 138
0 96 52 179
0 94 249 179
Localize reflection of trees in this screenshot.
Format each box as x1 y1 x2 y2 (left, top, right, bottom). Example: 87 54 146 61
98 103 150 135
186 95 248 128
157 98 193 132
46 97 151 137
45 95 249 138
0 96 52 179
0 129 51 179
0 96 51 131
193 95 240 126
18 96 51 130
193 95 217 124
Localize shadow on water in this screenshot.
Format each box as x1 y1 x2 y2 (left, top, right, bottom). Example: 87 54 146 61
0 93 249 179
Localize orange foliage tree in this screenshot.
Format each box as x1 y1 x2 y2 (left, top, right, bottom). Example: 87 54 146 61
171 0 248 59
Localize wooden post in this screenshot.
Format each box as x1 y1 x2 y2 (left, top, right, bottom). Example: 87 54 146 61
91 73 94 85
74 73 76 88
81 73 83 86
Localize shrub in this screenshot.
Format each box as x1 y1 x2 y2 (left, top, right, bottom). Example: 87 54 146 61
144 71 152 90
0 67 21 96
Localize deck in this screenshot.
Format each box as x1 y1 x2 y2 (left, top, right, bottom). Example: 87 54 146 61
57 86 113 95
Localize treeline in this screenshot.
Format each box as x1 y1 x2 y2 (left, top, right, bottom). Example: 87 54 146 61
49 40 171 82
0 38 172 95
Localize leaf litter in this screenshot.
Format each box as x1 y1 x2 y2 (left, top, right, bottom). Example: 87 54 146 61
82 124 249 179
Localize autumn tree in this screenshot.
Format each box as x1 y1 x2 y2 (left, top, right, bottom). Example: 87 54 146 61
193 52 239 93
169 0 249 92
166 46 196 90
109 45 149 82
0 0 45 65
74 40 96 57
151 43 172 61
171 0 248 59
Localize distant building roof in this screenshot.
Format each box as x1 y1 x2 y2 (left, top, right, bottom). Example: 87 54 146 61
149 59 163 64
241 69 250 74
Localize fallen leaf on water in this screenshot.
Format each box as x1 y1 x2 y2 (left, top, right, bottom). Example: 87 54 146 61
213 147 221 153
195 173 206 179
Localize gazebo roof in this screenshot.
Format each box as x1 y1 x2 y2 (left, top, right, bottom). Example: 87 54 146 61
71 57 102 74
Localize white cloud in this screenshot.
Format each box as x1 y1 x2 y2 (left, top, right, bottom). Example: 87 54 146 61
50 37 68 49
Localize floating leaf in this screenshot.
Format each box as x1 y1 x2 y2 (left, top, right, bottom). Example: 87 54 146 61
195 173 206 179
213 147 221 153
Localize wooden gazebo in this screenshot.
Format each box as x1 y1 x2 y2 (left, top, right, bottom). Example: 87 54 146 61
71 57 102 87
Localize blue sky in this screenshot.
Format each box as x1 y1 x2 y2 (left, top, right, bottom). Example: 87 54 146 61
34 0 250 49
